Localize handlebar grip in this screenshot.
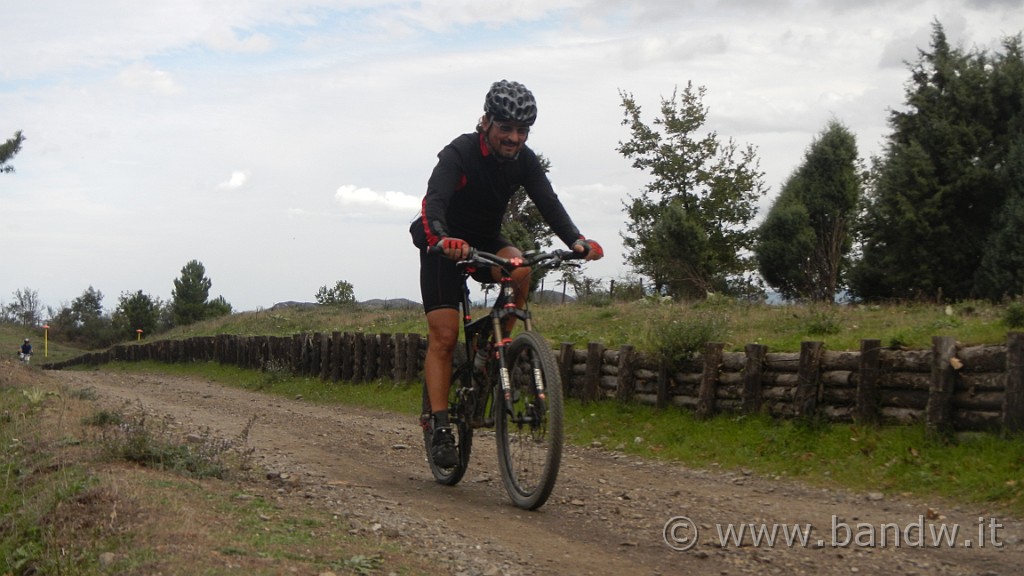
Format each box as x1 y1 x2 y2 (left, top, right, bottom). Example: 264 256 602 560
428 242 478 261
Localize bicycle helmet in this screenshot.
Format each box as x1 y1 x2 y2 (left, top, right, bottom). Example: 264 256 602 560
484 80 538 126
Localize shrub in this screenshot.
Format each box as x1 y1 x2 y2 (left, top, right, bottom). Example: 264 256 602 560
646 310 729 366
804 307 841 336
1006 301 1024 329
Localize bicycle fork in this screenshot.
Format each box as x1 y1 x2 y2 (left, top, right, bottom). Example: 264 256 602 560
491 317 548 429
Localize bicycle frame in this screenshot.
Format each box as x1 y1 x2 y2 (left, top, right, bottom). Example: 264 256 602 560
453 249 578 426
423 246 583 506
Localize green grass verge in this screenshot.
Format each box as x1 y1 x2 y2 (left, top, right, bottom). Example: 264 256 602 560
92 361 1024 516
567 400 1024 513
53 297 1020 358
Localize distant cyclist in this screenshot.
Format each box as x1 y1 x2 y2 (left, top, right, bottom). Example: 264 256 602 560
19 338 32 362
410 79 603 467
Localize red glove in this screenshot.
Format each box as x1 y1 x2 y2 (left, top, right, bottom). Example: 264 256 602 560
438 237 470 260
572 237 604 260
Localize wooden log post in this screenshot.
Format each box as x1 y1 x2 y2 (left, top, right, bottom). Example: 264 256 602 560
319 332 331 381
927 335 958 440
406 333 422 381
583 342 604 403
696 342 724 420
379 333 394 382
741 343 767 414
365 334 379 380
353 332 366 383
558 343 575 399
794 341 824 418
616 345 636 403
311 333 323 378
290 334 303 374
330 331 342 382
297 334 310 376
856 339 882 425
1001 332 1024 434
656 358 670 410
394 333 407 382
342 332 355 381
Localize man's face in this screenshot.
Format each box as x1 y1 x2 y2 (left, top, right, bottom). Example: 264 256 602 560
485 119 530 160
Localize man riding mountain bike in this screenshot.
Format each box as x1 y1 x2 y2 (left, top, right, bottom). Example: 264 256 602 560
410 79 603 468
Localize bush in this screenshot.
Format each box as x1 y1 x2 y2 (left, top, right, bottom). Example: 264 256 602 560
646 310 729 366
316 280 356 306
804 307 842 336
1006 301 1024 329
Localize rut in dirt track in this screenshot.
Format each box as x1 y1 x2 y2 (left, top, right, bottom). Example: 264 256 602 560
55 369 1023 576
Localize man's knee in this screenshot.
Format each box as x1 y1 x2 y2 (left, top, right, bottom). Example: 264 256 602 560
428 325 460 351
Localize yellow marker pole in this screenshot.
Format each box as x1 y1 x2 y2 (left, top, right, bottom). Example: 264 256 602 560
43 324 49 357
136 329 144 341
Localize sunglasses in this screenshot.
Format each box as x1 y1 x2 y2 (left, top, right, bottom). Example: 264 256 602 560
492 121 530 137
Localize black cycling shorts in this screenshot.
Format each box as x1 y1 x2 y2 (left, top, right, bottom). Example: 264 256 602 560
419 236 512 313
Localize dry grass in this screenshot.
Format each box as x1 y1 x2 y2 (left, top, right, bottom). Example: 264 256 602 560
138 298 1017 356
0 360 435 575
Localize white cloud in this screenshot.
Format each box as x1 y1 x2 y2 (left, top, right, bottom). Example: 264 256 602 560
335 185 421 212
217 171 249 190
117 63 183 95
203 28 273 53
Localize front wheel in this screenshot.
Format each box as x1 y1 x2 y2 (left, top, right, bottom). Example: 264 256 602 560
494 331 564 510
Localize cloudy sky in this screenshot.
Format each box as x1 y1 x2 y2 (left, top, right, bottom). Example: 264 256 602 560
2 1 1021 313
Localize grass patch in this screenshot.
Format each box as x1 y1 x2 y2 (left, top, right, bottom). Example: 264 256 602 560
97 360 423 415
55 297 1016 359
564 398 1024 515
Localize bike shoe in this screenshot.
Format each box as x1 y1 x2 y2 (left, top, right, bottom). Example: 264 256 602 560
431 426 459 468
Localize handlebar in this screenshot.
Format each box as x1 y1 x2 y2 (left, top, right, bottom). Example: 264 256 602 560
428 244 585 272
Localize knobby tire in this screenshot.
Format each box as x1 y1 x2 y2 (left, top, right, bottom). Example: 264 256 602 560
494 330 564 510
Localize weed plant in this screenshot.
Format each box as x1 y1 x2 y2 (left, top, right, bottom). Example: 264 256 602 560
1006 301 1024 329
87 405 255 479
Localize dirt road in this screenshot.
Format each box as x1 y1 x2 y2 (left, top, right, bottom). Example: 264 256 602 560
52 369 1022 575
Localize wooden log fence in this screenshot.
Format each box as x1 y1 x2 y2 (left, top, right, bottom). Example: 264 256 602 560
44 331 1024 433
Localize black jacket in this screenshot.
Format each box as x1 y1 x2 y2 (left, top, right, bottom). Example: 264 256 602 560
411 132 580 249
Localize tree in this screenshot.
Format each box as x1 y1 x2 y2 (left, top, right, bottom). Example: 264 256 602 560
112 290 162 339
170 260 230 326
975 138 1024 299
50 286 115 347
618 83 767 299
756 120 862 301
502 154 555 252
315 280 356 306
1 131 25 174
501 153 558 295
206 295 233 318
2 287 42 327
70 286 104 324
755 191 817 300
850 22 1024 300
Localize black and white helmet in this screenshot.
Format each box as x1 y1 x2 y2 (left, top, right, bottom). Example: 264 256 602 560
484 80 538 126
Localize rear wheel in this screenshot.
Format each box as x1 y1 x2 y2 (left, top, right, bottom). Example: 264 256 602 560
494 331 564 510
421 344 472 485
